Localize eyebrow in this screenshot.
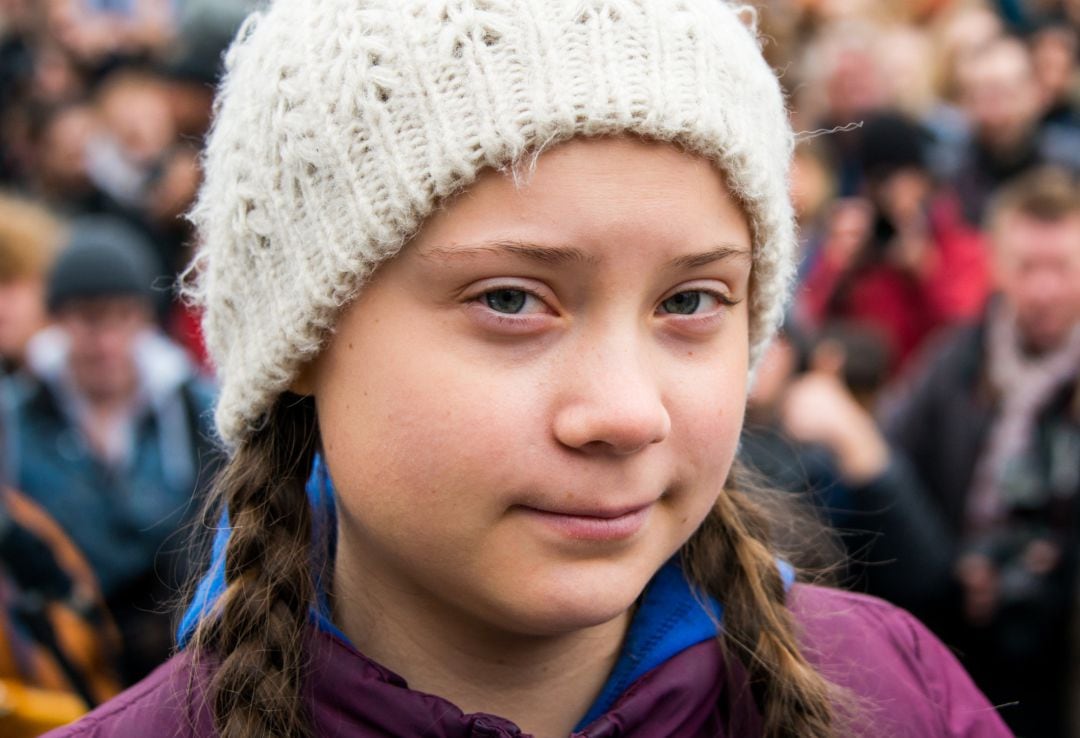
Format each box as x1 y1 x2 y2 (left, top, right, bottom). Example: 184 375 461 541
668 246 753 269
419 240 752 269
422 240 599 266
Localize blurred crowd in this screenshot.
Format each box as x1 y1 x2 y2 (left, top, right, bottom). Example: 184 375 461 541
0 0 1076 736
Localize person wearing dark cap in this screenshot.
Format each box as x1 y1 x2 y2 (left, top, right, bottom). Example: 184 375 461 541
797 111 991 372
3 216 219 685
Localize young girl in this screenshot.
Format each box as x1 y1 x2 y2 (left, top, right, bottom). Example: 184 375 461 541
47 1 1011 736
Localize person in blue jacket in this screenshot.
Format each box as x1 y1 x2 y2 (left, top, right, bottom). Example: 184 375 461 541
6 216 219 682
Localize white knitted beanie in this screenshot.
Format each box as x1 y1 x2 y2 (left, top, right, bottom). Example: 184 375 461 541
189 0 797 447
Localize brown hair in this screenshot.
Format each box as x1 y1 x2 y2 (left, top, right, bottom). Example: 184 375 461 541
0 193 64 282
986 166 1080 237
189 395 843 737
684 472 843 737
188 398 319 737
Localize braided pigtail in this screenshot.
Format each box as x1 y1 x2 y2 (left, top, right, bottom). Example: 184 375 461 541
190 397 319 738
682 466 840 738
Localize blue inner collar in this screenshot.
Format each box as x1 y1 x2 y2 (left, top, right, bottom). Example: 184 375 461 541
178 456 794 730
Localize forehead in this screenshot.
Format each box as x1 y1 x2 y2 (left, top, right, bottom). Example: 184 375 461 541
996 212 1080 259
963 43 1033 88
59 295 150 319
408 136 753 264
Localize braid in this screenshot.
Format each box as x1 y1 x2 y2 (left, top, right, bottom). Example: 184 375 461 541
190 397 319 738
682 467 839 738
185 397 837 737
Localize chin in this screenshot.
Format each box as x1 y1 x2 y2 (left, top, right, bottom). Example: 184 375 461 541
489 559 658 637
504 598 636 638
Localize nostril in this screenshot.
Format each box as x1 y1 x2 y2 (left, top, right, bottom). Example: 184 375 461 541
552 400 671 455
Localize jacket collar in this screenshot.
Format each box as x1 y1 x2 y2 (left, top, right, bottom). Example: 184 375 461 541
181 457 789 735
297 621 746 737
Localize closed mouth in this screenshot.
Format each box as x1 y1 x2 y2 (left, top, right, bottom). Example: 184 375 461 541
515 502 655 541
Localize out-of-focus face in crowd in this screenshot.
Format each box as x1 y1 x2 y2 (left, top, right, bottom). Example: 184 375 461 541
37 103 99 198
31 42 84 104
96 74 176 169
958 37 1043 152
1030 26 1078 111
823 33 882 122
57 296 151 404
940 5 1003 63
876 26 937 118
994 208 1080 355
0 278 47 364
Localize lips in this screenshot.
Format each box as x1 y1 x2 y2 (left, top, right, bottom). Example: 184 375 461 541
516 502 654 542
524 502 652 519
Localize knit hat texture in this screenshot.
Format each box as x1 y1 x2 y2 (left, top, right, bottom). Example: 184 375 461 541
189 0 797 447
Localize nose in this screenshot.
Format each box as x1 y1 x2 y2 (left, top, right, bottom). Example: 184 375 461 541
551 338 672 456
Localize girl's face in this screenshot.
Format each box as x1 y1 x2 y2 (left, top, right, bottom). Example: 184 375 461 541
306 137 751 639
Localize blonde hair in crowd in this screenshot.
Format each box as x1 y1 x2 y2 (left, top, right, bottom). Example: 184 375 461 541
985 166 1080 239
0 193 64 282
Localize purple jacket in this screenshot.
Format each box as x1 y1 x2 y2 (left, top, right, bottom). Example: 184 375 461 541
45 584 1012 737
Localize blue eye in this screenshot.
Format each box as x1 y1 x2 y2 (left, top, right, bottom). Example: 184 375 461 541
484 289 529 314
660 291 706 315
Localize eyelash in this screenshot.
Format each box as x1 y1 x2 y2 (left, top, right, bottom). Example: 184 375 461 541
469 286 740 319
659 289 741 312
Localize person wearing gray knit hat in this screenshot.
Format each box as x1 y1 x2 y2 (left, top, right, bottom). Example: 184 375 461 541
45 217 161 313
10 214 221 687
49 3 1009 738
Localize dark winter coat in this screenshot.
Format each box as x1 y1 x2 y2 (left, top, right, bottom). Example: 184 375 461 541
883 314 1080 738
43 581 1011 737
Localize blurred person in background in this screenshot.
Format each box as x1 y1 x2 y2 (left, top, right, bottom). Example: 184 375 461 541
28 101 106 215
884 166 1080 738
793 19 887 194
798 112 990 372
16 68 203 298
951 33 1080 224
0 480 122 737
0 195 126 736
932 2 1006 92
1030 22 1080 128
873 23 971 181
89 68 199 273
0 5 88 185
3 216 218 684
741 322 953 615
0 194 63 377
43 0 176 69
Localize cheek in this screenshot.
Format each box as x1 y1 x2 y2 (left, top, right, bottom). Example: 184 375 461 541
670 355 748 506
315 332 525 528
